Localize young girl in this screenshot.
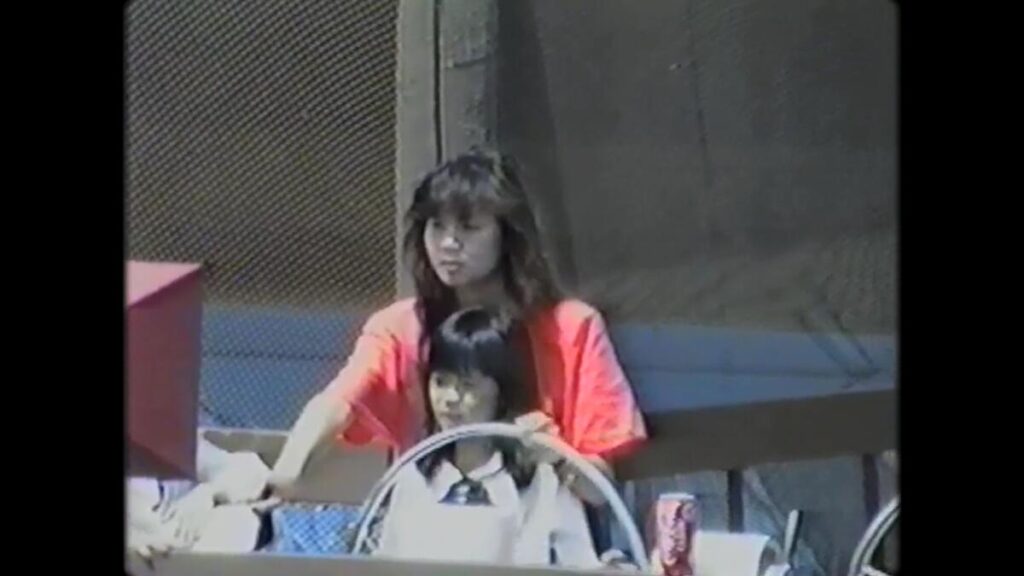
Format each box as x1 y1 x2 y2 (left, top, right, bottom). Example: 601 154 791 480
375 307 601 568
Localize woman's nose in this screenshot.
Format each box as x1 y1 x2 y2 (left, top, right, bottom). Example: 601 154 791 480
440 230 461 251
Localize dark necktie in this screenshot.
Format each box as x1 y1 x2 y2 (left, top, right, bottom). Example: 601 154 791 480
441 478 492 506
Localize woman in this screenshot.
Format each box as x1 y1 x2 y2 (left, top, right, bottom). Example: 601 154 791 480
268 149 646 503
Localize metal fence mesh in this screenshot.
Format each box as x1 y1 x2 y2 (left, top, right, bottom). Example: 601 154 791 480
127 0 399 430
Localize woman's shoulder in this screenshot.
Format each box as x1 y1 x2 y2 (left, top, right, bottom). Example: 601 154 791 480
532 298 606 341
550 298 599 318
363 298 421 336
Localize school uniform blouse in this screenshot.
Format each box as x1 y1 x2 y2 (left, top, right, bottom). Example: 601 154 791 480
375 451 601 568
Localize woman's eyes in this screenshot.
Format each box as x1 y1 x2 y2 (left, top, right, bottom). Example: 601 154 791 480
427 219 484 232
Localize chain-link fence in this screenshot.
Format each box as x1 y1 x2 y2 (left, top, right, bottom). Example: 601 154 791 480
127 0 401 556
127 0 400 430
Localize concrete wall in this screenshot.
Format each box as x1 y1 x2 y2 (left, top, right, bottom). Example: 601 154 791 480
498 0 896 335
496 1 897 571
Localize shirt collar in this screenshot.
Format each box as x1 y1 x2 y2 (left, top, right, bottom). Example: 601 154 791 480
430 450 505 501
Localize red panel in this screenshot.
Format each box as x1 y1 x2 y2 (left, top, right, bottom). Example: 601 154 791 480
127 261 203 479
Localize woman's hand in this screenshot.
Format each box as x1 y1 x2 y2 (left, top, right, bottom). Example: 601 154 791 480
267 469 301 500
515 410 564 465
514 410 614 505
208 452 271 504
545 437 615 506
554 457 609 506
268 392 353 499
515 410 559 435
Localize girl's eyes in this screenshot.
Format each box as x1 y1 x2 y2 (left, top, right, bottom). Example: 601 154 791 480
432 373 464 389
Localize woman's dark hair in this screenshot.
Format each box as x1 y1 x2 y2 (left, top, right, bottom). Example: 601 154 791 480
417 307 539 488
403 148 562 342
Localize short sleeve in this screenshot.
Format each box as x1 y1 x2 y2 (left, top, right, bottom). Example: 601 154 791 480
569 312 647 458
324 310 409 450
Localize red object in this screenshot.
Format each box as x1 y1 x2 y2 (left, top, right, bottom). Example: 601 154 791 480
325 298 647 456
654 492 699 576
126 261 203 479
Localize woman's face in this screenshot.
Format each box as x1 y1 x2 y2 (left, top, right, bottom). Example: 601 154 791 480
428 370 500 430
423 208 502 289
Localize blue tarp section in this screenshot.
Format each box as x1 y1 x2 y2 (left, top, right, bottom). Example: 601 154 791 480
266 504 362 555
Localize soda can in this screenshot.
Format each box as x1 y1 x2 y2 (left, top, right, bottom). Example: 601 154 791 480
653 492 699 576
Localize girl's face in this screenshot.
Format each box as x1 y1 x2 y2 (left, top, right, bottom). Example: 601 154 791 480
423 208 502 289
428 369 501 430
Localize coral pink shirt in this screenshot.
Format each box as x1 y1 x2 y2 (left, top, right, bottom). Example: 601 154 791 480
326 298 647 458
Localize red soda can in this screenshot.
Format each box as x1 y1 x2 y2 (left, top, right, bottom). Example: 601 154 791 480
654 492 699 576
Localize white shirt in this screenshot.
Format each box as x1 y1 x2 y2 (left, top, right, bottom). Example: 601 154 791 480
376 451 601 568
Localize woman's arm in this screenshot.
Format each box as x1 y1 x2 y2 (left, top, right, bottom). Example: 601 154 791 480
516 411 614 506
269 304 408 493
558 454 613 506
268 391 353 495
569 308 648 461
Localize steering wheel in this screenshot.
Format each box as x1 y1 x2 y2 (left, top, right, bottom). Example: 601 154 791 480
847 497 899 576
349 422 650 571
